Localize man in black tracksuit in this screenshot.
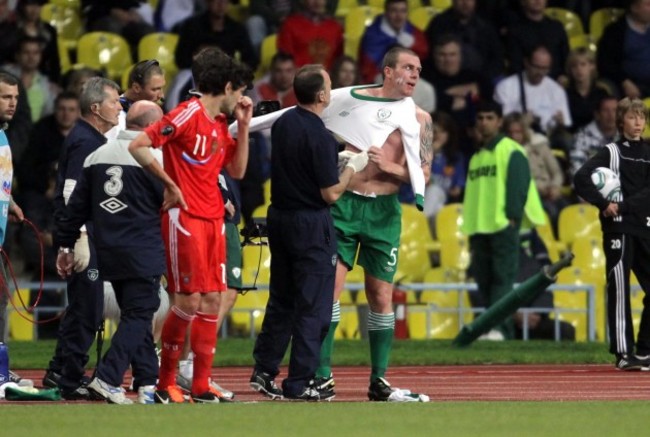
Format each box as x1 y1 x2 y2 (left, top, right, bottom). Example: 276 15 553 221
55 101 166 404
574 97 650 371
45 77 122 399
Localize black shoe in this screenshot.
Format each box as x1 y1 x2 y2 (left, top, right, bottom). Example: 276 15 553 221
368 377 395 401
284 386 322 401
615 354 650 371
191 391 221 404
42 370 62 388
250 369 283 400
80 375 92 387
313 374 335 392
61 386 92 401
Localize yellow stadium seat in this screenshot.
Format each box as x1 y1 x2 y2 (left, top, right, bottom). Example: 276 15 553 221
557 203 601 248
434 202 464 240
418 268 471 339
255 34 278 79
40 3 83 50
227 4 249 23
589 7 624 42
57 37 71 74
262 179 271 206
398 203 439 282
536 212 565 262
344 6 382 59
553 266 603 341
572 237 605 273
8 289 34 340
631 273 644 338
230 268 269 335
76 32 134 83
335 0 359 18
138 32 180 89
545 7 585 38
569 34 597 52
50 0 81 9
409 6 440 31
430 0 451 10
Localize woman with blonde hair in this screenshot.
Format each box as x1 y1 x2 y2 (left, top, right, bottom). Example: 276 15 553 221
565 47 615 133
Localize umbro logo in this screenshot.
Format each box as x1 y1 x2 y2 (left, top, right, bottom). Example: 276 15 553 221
100 197 127 214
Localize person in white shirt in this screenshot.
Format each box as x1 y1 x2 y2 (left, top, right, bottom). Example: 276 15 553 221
494 44 572 135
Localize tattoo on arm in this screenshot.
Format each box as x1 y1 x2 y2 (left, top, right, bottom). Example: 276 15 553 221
420 118 433 166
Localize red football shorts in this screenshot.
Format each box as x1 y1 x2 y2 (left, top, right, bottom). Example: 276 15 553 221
162 208 226 293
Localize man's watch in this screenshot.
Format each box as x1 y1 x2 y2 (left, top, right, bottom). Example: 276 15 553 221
58 247 74 254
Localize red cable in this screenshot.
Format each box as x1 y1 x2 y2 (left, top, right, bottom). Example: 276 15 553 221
1 218 64 325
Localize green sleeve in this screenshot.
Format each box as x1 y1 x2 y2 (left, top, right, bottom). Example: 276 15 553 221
505 150 531 224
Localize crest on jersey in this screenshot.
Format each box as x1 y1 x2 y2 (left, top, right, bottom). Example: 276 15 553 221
87 269 99 281
377 108 391 121
331 255 337 266
232 267 241 279
100 197 128 214
338 110 350 117
161 125 174 136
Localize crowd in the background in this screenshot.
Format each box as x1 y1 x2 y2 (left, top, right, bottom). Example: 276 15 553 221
0 0 647 280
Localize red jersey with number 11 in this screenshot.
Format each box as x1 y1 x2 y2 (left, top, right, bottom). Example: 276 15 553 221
145 97 236 219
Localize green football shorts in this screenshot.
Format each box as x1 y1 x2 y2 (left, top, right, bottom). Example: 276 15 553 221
225 222 242 289
331 191 401 283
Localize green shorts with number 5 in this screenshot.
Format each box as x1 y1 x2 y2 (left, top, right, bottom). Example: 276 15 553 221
332 191 401 283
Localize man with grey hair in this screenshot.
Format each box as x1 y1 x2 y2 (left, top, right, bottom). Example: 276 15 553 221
55 101 165 404
43 76 122 400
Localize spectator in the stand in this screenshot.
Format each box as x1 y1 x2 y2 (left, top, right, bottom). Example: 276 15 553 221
494 45 572 136
330 55 361 89
246 0 294 56
16 91 79 196
16 91 78 281
13 0 61 84
503 111 566 230
63 67 103 98
358 0 428 85
565 47 614 133
174 0 258 71
424 0 504 84
570 95 619 175
424 111 466 223
504 0 569 81
105 59 166 139
2 35 59 122
83 0 155 59
422 34 491 132
250 52 297 108
597 0 650 99
277 0 343 70
153 0 203 32
0 0 17 68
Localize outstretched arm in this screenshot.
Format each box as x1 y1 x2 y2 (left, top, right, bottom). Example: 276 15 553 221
417 108 433 184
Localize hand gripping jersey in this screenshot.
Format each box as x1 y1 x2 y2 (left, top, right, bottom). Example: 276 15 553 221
231 86 426 209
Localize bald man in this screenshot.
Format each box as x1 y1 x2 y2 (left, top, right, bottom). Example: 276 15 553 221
55 100 166 404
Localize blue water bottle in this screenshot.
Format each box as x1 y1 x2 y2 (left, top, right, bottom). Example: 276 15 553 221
0 342 8 384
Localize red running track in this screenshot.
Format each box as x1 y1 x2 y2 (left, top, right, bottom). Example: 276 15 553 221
10 364 650 403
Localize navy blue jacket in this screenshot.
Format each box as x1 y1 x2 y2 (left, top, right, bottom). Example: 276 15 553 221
56 130 166 280
53 118 106 244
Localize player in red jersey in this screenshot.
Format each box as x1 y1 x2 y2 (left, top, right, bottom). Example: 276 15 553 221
129 47 254 404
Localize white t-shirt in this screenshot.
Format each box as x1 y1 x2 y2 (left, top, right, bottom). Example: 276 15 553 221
494 74 572 133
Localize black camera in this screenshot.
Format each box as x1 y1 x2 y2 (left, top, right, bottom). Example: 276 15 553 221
241 217 268 246
253 100 281 117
